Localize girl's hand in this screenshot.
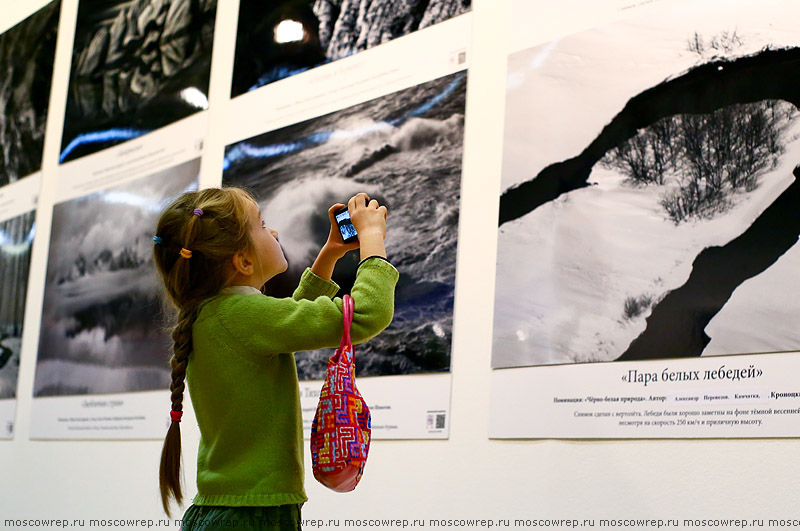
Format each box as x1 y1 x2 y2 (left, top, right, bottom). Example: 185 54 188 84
348 192 387 240
322 203 361 259
348 192 388 261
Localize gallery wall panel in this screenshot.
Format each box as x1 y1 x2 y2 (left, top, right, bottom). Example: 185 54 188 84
30 158 200 439
490 0 800 438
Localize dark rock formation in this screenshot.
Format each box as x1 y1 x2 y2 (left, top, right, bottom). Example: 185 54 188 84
71 0 214 110
420 0 470 28
231 0 470 97
0 2 60 186
61 0 217 162
315 0 471 61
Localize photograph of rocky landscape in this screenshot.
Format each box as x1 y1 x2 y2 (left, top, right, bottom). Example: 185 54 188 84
59 0 216 163
231 0 470 97
0 1 60 187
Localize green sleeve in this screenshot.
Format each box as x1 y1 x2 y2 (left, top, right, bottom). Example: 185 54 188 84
292 267 340 301
218 258 400 355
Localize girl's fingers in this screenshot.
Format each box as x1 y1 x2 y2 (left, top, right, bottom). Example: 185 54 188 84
328 203 345 223
378 205 388 219
368 199 380 210
349 192 370 211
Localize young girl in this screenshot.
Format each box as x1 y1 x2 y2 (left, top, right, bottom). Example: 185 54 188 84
152 187 398 529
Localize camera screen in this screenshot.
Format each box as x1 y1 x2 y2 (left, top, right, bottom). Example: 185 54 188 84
336 210 357 240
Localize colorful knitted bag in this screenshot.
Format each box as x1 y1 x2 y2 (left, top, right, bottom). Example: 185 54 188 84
310 294 371 492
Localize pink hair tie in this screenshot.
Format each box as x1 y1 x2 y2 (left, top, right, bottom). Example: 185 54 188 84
170 410 183 423
193 208 204 217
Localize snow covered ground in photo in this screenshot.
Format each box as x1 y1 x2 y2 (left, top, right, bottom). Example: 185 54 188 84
493 122 800 367
493 0 800 368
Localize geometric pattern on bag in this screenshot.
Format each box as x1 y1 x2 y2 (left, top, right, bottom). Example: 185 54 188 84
310 294 371 492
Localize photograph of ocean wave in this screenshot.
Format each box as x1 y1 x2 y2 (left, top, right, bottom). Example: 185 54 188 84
493 0 800 369
59 0 216 163
224 71 467 379
231 0 470 97
0 211 36 399
34 159 199 397
0 1 60 187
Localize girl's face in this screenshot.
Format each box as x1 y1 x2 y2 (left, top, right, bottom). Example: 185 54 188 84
246 200 287 287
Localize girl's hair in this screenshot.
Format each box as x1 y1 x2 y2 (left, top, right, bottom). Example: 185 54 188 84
153 186 257 515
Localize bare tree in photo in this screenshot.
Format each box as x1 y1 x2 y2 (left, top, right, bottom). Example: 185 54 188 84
687 29 745 59
603 100 797 224
601 116 680 185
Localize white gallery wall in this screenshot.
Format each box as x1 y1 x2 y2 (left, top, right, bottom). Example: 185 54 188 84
1 0 799 529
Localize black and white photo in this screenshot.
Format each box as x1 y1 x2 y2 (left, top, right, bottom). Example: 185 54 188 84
0 211 36 399
224 72 467 380
34 160 199 396
0 1 60 187
231 0 470 97
493 0 800 369
59 0 216 163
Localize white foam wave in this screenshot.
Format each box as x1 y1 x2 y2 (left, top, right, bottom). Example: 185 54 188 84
262 177 380 267
327 114 463 175
390 115 464 151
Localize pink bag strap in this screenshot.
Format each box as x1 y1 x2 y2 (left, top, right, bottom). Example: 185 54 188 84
339 294 354 352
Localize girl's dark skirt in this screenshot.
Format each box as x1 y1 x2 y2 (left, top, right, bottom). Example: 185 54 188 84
181 504 302 530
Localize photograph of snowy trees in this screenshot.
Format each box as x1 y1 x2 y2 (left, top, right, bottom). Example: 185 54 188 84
493 0 800 368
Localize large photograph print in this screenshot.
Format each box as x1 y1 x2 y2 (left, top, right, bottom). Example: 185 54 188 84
59 0 216 163
224 72 467 380
0 212 36 399
231 0 470 97
0 1 60 187
34 160 199 397
493 0 800 369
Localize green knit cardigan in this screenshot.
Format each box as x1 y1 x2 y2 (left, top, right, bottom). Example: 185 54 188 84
187 257 399 507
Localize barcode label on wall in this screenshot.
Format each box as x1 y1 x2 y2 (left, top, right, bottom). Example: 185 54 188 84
426 410 447 432
450 49 467 67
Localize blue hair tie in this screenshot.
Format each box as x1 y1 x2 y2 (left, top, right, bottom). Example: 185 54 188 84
193 208 204 217
153 236 163 244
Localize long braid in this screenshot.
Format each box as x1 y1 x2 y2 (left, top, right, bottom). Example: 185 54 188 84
159 210 202 516
169 308 195 417
159 306 198 516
